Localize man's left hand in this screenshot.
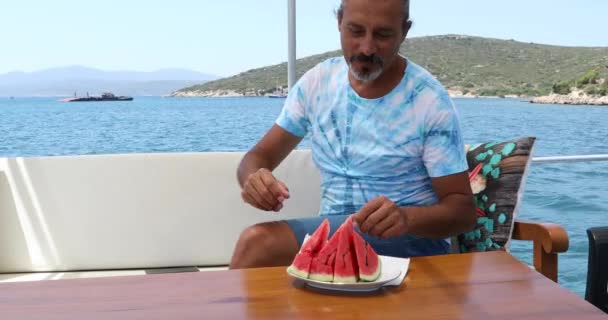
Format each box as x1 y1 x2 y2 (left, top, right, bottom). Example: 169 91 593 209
352 196 409 239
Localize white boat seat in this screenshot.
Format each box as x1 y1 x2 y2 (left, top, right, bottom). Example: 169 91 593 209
0 151 319 280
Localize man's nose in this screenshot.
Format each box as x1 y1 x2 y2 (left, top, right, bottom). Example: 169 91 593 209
359 34 377 56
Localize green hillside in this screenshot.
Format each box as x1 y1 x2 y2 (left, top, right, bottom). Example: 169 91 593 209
175 35 608 97
552 67 608 96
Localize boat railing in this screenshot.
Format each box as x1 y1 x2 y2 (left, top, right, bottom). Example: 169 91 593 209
532 154 608 164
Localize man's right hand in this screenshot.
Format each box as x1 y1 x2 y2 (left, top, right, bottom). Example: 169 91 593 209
241 168 290 212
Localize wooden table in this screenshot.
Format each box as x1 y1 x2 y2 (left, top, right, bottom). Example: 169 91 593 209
0 252 605 319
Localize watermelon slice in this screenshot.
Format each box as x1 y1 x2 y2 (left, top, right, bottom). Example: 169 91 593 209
333 219 359 283
308 221 348 281
352 231 382 282
308 250 337 282
287 219 330 278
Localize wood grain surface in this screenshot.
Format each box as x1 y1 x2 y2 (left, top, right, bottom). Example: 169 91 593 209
0 252 605 319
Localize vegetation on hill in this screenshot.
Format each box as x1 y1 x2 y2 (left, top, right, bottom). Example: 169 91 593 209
552 67 608 96
176 51 340 96
174 35 608 97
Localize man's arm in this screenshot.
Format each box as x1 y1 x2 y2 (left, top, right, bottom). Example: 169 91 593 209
238 124 303 211
401 172 476 238
353 171 476 240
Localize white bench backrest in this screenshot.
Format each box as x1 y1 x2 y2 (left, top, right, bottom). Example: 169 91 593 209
0 150 320 273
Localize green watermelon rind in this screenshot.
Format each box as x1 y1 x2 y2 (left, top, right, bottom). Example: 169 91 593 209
308 272 334 282
333 249 359 283
333 220 359 283
359 258 382 282
309 226 343 282
287 219 330 279
287 252 313 278
352 230 382 282
332 275 358 283
309 250 337 282
287 264 310 279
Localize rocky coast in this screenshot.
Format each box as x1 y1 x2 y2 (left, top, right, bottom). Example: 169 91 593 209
530 90 608 106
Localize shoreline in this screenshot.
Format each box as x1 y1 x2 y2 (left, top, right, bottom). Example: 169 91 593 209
530 91 608 106
170 89 607 106
171 89 522 100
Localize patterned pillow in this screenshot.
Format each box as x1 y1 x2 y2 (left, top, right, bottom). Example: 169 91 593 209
457 137 536 253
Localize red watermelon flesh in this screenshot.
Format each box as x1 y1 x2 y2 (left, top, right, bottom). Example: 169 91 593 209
333 220 359 283
300 219 330 254
287 219 330 278
308 224 345 281
352 231 382 282
308 250 337 282
287 252 314 278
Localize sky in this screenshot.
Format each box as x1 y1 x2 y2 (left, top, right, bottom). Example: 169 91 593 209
1 0 607 77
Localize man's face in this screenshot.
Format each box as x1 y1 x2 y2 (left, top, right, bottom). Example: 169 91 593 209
339 0 409 82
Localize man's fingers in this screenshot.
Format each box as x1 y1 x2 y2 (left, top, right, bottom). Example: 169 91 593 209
241 190 267 211
249 177 278 209
369 211 396 237
359 203 390 233
379 210 407 239
278 181 290 198
261 173 289 202
245 180 274 210
241 169 291 212
380 224 402 239
353 197 388 231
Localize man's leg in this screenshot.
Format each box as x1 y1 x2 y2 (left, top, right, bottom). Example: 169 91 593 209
229 215 352 269
362 233 450 258
229 221 299 269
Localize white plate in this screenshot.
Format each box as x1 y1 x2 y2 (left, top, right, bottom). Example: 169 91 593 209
287 267 402 292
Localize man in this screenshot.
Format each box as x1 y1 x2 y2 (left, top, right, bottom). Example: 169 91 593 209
229 0 476 269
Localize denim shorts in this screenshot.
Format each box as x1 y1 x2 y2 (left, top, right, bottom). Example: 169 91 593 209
285 214 450 258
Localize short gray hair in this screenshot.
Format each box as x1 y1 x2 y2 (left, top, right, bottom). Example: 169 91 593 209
336 0 410 21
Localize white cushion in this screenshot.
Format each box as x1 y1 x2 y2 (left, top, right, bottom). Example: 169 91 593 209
0 150 320 273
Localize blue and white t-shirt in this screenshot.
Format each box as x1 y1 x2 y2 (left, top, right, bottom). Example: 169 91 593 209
276 57 467 216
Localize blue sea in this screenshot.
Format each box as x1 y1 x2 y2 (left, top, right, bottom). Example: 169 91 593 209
1 96 607 297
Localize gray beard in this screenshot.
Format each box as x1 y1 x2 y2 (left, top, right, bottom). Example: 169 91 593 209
348 64 383 82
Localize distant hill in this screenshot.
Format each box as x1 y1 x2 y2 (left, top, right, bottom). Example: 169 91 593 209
173 35 608 97
0 66 219 97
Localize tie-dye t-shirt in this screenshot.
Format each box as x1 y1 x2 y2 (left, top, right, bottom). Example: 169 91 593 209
276 57 467 215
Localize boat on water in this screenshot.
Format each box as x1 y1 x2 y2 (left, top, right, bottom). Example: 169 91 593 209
267 87 287 98
59 92 133 102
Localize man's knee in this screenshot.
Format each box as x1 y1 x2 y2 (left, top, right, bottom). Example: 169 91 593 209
237 223 276 252
230 222 298 269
